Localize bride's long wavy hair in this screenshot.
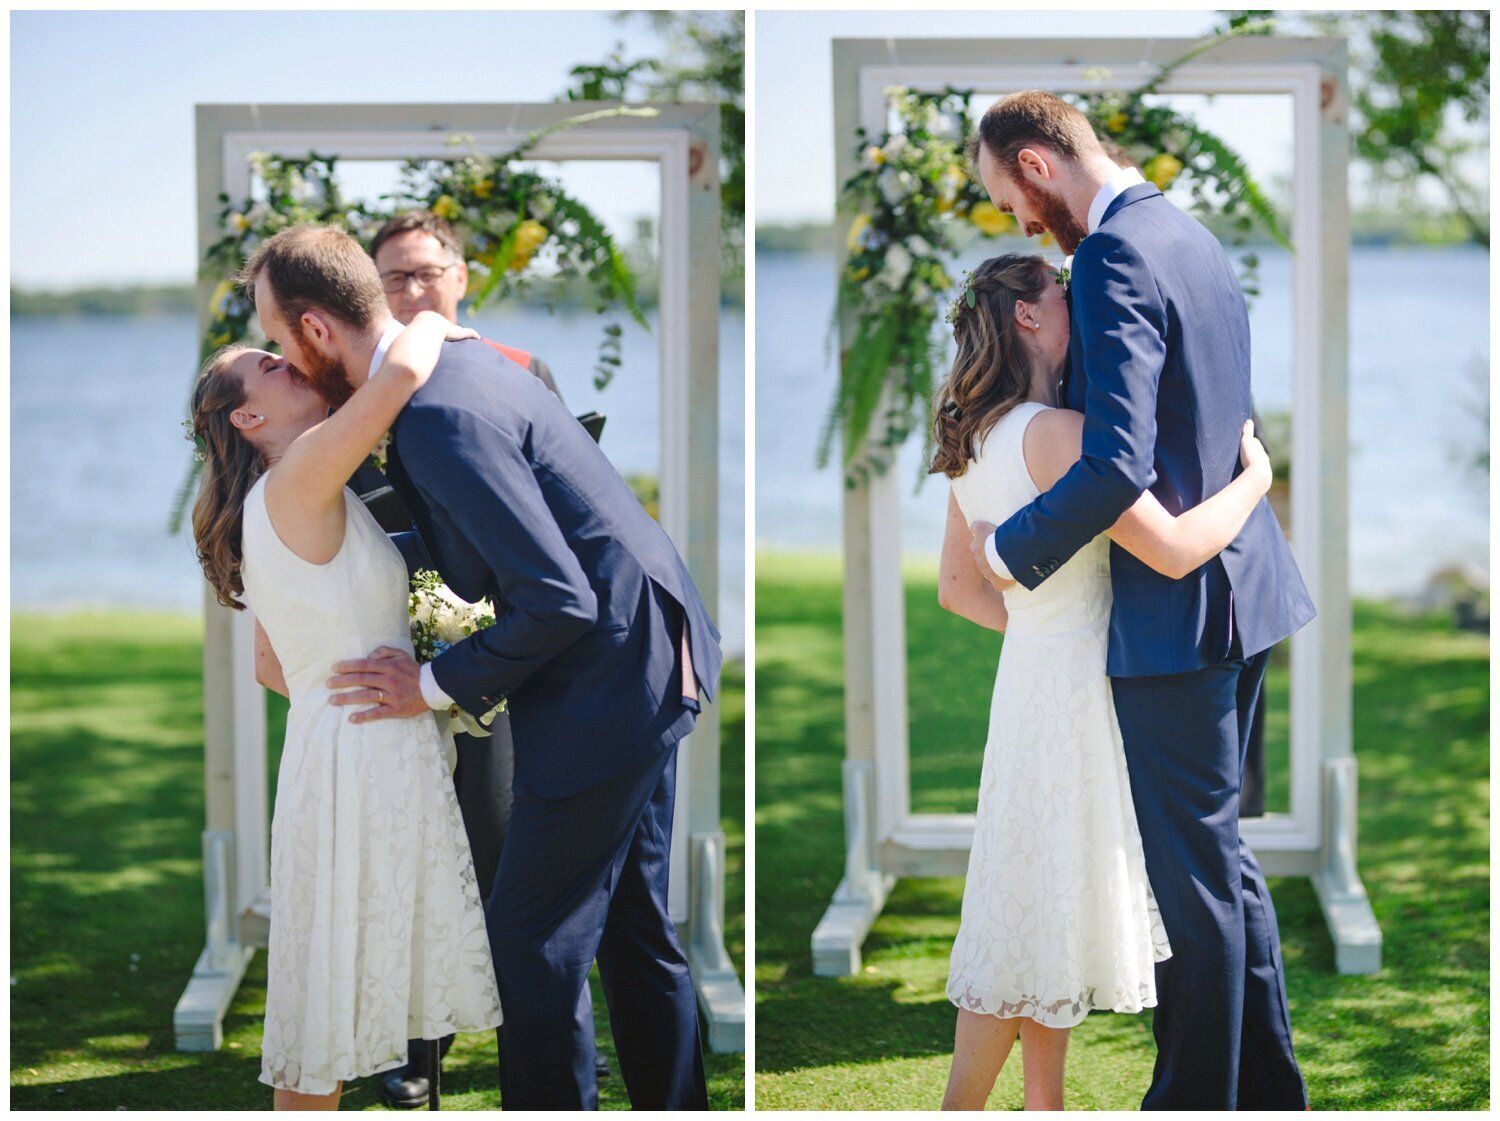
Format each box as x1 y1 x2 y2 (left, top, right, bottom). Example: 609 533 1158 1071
929 254 1051 479
189 343 262 610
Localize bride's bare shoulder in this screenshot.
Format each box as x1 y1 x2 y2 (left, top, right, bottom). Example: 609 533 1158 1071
1020 406 1085 493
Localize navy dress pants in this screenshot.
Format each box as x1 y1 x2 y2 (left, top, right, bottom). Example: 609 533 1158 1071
489 742 707 1110
1110 646 1307 1110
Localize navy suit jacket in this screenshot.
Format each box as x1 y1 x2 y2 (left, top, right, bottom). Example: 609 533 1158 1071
993 183 1315 676
384 339 723 797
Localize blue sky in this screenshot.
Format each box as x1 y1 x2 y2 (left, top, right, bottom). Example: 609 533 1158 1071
11 11 668 286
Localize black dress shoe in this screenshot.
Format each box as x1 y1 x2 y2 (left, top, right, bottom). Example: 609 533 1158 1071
375 1066 429 1110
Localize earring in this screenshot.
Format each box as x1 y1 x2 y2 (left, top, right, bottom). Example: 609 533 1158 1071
1032 321 1041 328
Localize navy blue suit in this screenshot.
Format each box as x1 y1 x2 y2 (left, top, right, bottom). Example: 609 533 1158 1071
992 183 1315 1109
384 339 721 1109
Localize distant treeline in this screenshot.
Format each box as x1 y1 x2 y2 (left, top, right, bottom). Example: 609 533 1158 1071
12 285 197 317
759 208 1486 255
13 258 746 319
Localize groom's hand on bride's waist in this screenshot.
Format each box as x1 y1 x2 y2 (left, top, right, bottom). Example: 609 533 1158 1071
328 647 429 722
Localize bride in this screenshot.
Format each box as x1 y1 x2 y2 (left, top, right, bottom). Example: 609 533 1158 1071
931 253 1273 1110
189 310 502 1109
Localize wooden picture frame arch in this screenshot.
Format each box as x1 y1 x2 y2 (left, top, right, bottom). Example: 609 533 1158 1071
815 37 1379 979
175 101 742 1054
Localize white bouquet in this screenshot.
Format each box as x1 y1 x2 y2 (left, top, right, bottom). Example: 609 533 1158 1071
409 569 506 729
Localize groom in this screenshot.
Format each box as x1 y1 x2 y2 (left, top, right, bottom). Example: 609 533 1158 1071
243 224 721 1110
966 92 1315 1110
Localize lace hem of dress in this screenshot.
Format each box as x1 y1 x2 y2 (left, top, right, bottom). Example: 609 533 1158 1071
258 1013 503 1096
946 981 1159 1031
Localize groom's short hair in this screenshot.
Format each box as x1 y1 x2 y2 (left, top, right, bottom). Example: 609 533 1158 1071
969 90 1103 173
241 225 387 332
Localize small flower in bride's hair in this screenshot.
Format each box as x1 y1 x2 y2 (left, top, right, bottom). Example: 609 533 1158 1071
944 270 977 326
181 418 208 462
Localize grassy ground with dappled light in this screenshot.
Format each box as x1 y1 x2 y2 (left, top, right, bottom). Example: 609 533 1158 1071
754 552 1488 1111
10 611 745 1110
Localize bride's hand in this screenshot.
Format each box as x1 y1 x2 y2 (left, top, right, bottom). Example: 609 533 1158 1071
1239 419 1272 496
408 309 479 344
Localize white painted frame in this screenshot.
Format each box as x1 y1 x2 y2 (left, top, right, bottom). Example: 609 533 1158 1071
176 102 742 1054
816 37 1378 978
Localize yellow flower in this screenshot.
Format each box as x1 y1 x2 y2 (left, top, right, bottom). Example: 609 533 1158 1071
846 264 872 282
1105 110 1129 133
209 279 234 311
846 213 872 253
864 145 887 167
508 219 548 271
209 331 233 348
229 212 251 233
473 178 494 199
969 201 1014 237
432 194 461 221
1142 153 1184 190
1039 231 1056 249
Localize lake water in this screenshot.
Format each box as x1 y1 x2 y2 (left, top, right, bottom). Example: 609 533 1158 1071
11 306 746 656
756 245 1490 597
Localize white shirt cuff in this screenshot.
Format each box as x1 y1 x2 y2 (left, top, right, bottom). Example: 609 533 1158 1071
419 662 456 710
984 534 1014 581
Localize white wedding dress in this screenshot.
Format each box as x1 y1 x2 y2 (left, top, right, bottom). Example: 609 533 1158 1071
946 401 1171 1028
240 477 501 1096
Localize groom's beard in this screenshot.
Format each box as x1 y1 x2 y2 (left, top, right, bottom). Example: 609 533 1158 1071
1019 177 1088 256
290 341 354 409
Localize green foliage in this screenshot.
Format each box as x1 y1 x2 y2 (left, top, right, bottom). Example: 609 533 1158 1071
561 11 745 270
1226 10 1490 247
10 612 745 1109
828 88 990 485
754 556 1490 1110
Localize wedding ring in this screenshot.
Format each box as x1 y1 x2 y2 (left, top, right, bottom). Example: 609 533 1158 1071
377 690 384 705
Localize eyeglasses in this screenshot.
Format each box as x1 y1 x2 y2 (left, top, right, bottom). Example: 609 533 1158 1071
379 264 457 293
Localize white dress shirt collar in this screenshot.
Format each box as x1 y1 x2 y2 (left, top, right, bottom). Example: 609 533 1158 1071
367 321 405 381
1087 164 1148 234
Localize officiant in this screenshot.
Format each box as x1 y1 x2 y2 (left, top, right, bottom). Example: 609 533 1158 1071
353 208 609 1109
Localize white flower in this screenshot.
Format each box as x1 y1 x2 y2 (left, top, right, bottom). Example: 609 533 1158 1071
878 243 912 289
247 201 272 227
883 135 908 162
906 235 934 258
879 169 915 207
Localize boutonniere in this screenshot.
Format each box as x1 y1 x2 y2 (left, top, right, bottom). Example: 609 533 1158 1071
1054 255 1073 290
369 431 391 473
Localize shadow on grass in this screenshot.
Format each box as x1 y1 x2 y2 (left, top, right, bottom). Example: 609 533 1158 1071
755 562 1489 1110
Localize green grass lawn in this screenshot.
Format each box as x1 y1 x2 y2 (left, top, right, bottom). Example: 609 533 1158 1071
755 551 1489 1111
10 611 745 1110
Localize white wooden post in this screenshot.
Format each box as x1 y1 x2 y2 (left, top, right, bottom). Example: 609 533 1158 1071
178 102 742 1054
817 37 1377 977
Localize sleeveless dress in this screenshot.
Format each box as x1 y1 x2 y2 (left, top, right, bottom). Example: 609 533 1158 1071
240 477 502 1096
945 401 1171 1028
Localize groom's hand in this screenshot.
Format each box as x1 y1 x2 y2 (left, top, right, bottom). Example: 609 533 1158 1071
969 521 1016 591
328 647 428 722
